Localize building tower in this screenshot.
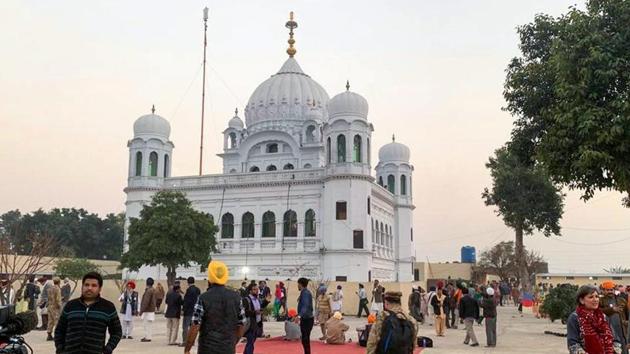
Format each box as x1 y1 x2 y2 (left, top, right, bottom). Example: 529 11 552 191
320 82 375 281
125 107 174 248
376 136 415 281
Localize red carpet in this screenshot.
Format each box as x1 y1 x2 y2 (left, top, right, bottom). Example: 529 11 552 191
236 336 423 354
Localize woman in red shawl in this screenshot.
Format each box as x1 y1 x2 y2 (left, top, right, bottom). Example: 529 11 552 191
567 285 622 354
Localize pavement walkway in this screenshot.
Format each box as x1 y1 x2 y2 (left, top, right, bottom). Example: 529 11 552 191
24 305 567 353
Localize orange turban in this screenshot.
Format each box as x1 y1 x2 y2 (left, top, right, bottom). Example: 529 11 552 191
602 281 615 290
367 313 377 324
288 308 297 318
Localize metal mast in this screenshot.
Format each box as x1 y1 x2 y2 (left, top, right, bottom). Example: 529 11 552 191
199 7 209 175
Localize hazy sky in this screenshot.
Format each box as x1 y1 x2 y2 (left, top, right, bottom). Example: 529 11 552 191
2 0 628 273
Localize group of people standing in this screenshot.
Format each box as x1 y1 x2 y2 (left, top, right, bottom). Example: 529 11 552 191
407 280 498 348
117 276 201 346
1 275 73 342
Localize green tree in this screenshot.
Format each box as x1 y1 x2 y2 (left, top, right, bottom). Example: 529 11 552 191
120 190 217 286
54 258 101 293
482 147 564 290
540 284 578 323
504 0 630 206
0 208 124 260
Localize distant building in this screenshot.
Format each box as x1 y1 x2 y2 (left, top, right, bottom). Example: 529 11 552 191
536 273 630 287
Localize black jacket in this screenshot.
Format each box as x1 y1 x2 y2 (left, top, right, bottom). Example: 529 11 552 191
54 296 122 354
197 285 244 354
183 284 200 317
242 294 270 333
119 290 138 316
480 297 497 318
164 290 183 318
458 294 480 320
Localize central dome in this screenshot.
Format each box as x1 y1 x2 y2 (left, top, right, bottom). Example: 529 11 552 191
244 58 329 127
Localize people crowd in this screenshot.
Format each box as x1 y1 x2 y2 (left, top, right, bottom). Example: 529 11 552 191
9 267 630 354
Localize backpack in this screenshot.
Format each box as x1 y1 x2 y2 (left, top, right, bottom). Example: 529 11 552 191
377 310 415 354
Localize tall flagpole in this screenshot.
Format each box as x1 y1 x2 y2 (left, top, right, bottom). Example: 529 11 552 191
199 7 209 176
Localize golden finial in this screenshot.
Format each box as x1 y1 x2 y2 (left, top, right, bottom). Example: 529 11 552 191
346 80 350 91
235 107 238 116
285 11 298 57
151 104 156 115
392 134 396 142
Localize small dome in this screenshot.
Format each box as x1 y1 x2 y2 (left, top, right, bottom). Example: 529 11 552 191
327 86 369 119
133 113 171 139
228 109 244 130
379 136 410 163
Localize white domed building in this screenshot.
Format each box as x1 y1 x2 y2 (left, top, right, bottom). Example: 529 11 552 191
124 15 415 282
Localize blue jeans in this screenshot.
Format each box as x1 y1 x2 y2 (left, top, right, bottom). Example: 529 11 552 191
244 328 257 354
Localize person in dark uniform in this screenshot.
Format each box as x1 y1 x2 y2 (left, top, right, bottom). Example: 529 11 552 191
184 261 245 354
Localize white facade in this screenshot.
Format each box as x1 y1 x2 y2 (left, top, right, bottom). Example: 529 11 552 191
124 28 416 282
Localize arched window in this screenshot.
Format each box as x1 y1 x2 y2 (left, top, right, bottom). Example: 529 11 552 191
378 176 383 186
400 175 407 195
135 151 142 176
283 163 294 170
353 135 362 162
229 169 237 173
250 166 260 172
149 152 158 177
304 163 312 169
241 212 254 238
163 154 169 177
387 174 395 194
266 143 278 153
337 135 346 163
380 222 384 245
304 209 316 237
266 165 277 171
367 138 371 165
367 196 371 215
221 213 234 239
262 211 276 237
327 137 332 164
283 210 297 237
306 125 316 143
371 219 375 243
229 132 237 149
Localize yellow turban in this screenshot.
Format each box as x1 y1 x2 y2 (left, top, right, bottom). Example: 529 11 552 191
601 281 615 290
208 260 229 285
333 311 342 320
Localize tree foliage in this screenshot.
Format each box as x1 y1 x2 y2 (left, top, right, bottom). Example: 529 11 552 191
540 284 578 323
477 241 547 282
504 0 630 206
120 190 217 286
0 208 124 260
603 266 630 274
482 146 564 290
54 258 101 293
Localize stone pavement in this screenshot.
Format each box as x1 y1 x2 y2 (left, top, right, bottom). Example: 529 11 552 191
24 305 566 353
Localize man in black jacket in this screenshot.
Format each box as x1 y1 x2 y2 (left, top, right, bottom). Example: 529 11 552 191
184 261 245 354
165 281 184 345
458 287 480 347
54 272 122 354
181 276 200 347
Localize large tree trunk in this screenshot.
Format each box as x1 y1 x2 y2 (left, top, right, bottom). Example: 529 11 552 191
166 266 176 288
514 226 530 292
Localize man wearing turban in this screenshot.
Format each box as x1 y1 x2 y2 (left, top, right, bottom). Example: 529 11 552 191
600 281 628 353
184 260 245 354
